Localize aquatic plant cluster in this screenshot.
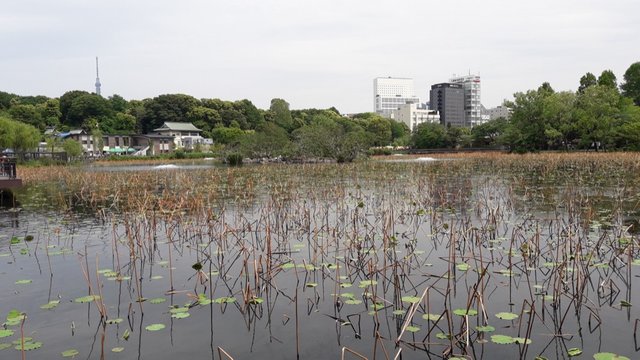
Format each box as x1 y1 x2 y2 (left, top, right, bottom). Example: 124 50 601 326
2 152 640 359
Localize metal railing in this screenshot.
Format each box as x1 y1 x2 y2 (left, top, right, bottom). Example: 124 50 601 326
0 157 18 179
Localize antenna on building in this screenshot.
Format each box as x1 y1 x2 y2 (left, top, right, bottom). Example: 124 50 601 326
95 57 102 96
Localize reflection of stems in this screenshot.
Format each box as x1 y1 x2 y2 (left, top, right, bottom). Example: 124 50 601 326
20 314 26 360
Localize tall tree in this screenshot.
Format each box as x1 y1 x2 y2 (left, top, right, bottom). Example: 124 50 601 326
621 62 640 106
139 94 199 133
59 90 90 123
578 72 597 93
597 70 618 90
269 98 293 131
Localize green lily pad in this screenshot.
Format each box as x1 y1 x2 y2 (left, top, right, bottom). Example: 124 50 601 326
567 348 582 357
393 309 406 315
214 297 236 304
106 318 123 324
453 308 477 316
74 295 100 303
112 347 125 353
145 324 165 331
149 298 166 304
495 312 518 320
248 298 264 304
593 352 630 360
491 334 515 344
358 280 377 288
475 325 495 332
171 312 190 319
0 330 14 338
422 313 442 321
15 279 32 285
40 300 60 310
0 343 11 350
62 349 79 357
456 263 470 271
305 282 317 288
435 332 451 339
513 337 532 345
405 325 420 332
281 263 295 270
169 307 189 314
344 299 362 305
14 341 42 351
401 296 421 304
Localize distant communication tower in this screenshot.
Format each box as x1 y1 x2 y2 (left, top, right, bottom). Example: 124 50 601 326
95 57 102 96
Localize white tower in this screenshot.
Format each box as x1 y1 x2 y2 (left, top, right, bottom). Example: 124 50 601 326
95 57 102 96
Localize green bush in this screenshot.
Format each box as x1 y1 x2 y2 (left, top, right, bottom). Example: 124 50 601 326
226 153 243 166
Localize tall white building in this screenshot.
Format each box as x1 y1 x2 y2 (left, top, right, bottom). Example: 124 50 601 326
449 74 483 126
392 103 440 131
373 77 419 118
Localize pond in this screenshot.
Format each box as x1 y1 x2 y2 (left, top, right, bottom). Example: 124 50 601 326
1 153 639 359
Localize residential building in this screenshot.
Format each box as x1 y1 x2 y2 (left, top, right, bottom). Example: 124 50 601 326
153 122 204 150
392 103 440 131
373 77 419 118
58 129 100 155
484 105 512 120
449 74 484 126
429 83 465 127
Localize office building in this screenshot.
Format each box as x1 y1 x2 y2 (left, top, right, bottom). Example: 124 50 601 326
484 105 511 120
392 103 440 131
373 77 420 118
429 83 465 127
449 74 483 126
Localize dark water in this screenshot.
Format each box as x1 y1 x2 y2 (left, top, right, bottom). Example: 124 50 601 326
1 159 639 359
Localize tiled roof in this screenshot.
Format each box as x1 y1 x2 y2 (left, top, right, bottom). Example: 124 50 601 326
154 122 202 132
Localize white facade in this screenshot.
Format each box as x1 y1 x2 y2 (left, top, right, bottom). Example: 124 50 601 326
373 77 419 118
392 103 440 131
450 74 484 126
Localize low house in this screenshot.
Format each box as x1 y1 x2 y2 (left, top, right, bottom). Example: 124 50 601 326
132 134 176 156
153 122 204 150
58 129 100 155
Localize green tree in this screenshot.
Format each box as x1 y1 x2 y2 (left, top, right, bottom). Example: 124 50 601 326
108 94 129 112
575 85 622 150
294 117 369 162
8 104 43 129
541 91 578 149
242 122 292 158
37 99 62 128
139 94 199 133
621 62 640 106
59 90 91 124
365 116 392 146
66 94 112 128
578 72 597 93
269 98 293 131
471 117 508 147
411 122 447 148
211 127 245 145
62 139 84 157
0 116 41 152
597 70 618 89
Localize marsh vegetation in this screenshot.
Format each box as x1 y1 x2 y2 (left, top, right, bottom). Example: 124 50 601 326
1 153 640 359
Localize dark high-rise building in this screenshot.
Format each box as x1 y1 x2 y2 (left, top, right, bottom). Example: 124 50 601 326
429 83 465 127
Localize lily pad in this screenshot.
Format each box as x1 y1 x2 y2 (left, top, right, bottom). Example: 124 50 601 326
495 312 518 320
456 263 470 271
358 280 377 288
281 263 295 270
344 299 362 305
475 325 495 332
106 318 123 324
567 348 582 357
112 347 125 353
74 295 100 303
149 298 166 304
15 279 32 285
171 312 190 319
145 324 165 331
14 341 42 351
305 282 317 288
422 313 442 321
593 352 630 360
0 343 11 350
0 330 14 338
405 325 420 333
453 308 478 316
62 349 79 357
491 334 515 344
214 297 236 304
40 300 60 310
401 296 421 304
513 337 532 345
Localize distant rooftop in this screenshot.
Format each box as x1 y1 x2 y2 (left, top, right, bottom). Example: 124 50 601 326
154 122 202 132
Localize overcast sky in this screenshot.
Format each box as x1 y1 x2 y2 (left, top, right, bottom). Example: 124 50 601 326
1 0 639 113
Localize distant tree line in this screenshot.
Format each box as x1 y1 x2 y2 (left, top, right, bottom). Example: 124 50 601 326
1 61 639 158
